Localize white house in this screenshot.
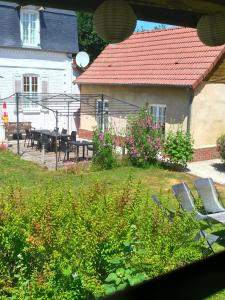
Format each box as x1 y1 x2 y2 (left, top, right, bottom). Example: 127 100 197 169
0 1 80 132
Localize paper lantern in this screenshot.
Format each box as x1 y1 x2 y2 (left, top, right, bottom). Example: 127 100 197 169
93 0 137 44
197 14 225 46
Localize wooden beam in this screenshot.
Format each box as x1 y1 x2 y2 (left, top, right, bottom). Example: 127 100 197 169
132 4 200 27
2 0 225 27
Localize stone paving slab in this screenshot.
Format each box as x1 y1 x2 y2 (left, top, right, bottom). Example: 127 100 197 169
187 159 225 185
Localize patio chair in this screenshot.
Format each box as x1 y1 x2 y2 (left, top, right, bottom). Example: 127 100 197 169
58 140 76 162
24 129 32 147
194 178 225 213
172 183 225 225
172 182 208 221
70 130 77 142
151 194 175 220
39 134 51 152
32 131 41 150
61 128 67 134
151 194 219 255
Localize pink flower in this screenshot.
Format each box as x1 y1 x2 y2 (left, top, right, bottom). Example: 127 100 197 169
98 132 104 141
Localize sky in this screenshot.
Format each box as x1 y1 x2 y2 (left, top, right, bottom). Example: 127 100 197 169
135 20 175 32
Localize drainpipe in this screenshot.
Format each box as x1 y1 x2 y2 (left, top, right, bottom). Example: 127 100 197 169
187 86 194 134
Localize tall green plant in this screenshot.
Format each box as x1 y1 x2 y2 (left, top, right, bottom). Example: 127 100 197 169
125 107 163 167
92 128 117 169
217 134 225 163
163 128 194 168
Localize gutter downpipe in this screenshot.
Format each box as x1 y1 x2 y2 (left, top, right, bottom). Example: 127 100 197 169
187 86 194 134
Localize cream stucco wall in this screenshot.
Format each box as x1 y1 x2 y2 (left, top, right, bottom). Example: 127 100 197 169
80 84 190 136
191 83 225 148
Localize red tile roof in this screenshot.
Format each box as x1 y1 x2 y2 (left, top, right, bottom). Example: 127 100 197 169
76 27 225 89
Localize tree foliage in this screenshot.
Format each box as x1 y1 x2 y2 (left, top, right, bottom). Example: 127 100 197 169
77 12 108 62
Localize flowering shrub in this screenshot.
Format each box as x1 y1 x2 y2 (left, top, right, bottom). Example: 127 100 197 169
217 134 225 163
0 178 204 299
163 128 194 169
125 108 163 167
92 128 117 169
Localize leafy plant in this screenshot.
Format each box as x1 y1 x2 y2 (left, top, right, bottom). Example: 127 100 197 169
103 235 147 296
125 107 163 167
163 128 194 169
92 128 117 169
77 12 107 62
217 134 225 163
0 154 208 299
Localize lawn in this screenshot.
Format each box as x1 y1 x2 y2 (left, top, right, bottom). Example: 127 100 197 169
1 151 225 204
1 150 225 299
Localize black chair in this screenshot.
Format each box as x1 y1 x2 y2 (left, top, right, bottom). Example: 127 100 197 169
70 131 77 142
39 134 51 152
58 140 76 162
24 129 32 147
86 143 95 157
61 128 67 134
32 132 41 150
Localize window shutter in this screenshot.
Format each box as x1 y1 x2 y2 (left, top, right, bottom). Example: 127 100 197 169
42 79 48 94
15 79 21 93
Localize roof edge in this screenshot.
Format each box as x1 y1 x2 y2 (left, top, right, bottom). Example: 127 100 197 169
192 49 225 90
75 80 193 89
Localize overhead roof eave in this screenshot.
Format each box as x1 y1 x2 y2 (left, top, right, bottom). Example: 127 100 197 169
2 0 225 28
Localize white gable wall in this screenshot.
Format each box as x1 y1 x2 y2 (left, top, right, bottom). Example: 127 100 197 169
0 47 80 132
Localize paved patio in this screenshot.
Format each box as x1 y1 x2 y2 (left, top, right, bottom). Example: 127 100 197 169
9 140 92 170
187 159 225 185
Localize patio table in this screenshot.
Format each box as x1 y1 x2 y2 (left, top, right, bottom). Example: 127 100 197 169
31 129 70 151
32 129 70 139
69 140 93 160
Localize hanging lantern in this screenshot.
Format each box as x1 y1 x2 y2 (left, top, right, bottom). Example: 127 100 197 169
197 14 225 46
93 0 137 44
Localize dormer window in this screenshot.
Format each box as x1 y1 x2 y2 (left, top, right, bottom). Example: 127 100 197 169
20 8 40 47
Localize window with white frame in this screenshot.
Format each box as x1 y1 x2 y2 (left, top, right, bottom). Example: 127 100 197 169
23 75 39 108
20 9 40 47
96 99 109 131
150 104 166 131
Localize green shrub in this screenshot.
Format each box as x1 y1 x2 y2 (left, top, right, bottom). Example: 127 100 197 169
92 128 117 169
217 134 225 163
125 107 163 167
0 178 205 299
163 129 194 168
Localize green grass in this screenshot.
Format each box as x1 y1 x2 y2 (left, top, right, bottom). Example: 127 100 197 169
1 150 225 208
1 150 225 299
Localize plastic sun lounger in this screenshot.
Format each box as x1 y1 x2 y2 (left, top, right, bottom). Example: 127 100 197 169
151 194 220 255
194 178 225 214
172 183 225 225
